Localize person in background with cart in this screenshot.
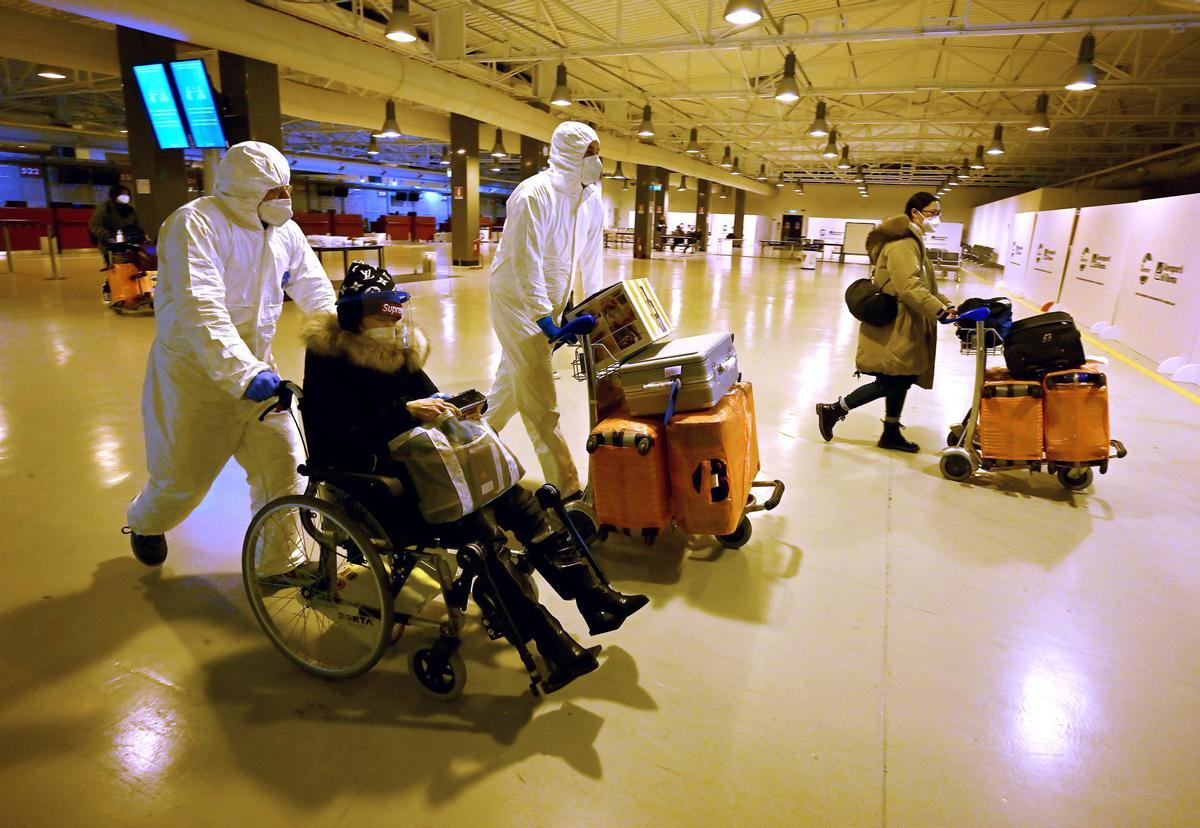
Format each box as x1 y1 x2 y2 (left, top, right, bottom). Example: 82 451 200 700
486 121 606 499
124 142 337 567
301 263 647 691
816 192 956 453
90 184 145 270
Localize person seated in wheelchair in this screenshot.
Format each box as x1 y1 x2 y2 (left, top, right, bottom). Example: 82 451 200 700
301 263 648 692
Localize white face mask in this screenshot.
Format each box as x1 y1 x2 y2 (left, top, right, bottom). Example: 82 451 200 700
924 214 941 232
258 198 293 227
582 155 603 186
362 320 411 347
116 194 131 205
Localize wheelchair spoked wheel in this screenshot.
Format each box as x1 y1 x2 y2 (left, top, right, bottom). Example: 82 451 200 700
242 494 391 680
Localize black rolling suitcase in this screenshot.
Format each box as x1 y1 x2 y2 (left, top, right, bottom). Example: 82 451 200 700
1003 311 1086 380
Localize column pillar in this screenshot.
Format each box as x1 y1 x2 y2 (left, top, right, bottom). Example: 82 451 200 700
520 133 546 181
733 187 746 251
633 164 654 260
653 167 668 251
116 26 189 239
695 180 711 252
450 113 480 267
217 52 283 149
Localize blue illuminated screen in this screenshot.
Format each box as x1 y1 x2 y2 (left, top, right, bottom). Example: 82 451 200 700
170 60 227 149
132 64 189 150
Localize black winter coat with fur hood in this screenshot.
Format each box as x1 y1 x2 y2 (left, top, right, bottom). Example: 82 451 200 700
301 312 437 472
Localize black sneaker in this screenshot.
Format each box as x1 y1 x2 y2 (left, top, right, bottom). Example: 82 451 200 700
124 528 168 566
815 402 846 443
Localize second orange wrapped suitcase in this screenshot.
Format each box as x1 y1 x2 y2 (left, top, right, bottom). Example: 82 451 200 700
588 411 672 532
666 382 759 537
978 367 1044 461
1043 364 1109 461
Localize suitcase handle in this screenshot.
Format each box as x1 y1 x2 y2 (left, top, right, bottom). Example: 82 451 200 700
1045 371 1106 389
691 459 730 503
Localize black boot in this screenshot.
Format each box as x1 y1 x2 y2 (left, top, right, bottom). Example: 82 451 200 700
878 420 920 453
527 533 649 636
531 607 600 693
815 401 847 442
124 527 168 566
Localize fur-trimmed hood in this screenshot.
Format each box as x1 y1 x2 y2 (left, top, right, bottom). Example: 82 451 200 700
302 312 430 374
866 215 920 261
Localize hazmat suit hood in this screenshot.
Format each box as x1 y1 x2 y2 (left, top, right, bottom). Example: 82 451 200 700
547 121 599 193
214 141 291 230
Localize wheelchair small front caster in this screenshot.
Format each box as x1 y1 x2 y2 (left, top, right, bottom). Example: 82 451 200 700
410 645 466 701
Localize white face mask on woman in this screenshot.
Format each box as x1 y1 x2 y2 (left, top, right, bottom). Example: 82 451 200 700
582 155 603 186
257 198 293 227
115 194 131 205
924 214 941 232
362 321 411 347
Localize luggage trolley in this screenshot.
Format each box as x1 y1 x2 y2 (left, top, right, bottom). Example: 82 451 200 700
940 311 1127 489
562 331 785 549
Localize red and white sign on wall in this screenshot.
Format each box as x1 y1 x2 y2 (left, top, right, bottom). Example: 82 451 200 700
453 186 464 200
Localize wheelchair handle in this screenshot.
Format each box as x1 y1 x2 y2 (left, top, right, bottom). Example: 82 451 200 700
257 380 303 421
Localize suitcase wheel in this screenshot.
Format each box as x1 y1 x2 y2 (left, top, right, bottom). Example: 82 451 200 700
1056 467 1093 491
716 516 752 550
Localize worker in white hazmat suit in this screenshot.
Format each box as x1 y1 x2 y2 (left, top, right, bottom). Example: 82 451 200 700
125 141 336 568
486 121 606 497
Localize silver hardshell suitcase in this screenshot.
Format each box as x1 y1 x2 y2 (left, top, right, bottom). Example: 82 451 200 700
618 332 739 417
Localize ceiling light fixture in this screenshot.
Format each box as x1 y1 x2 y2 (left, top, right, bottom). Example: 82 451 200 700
807 101 830 138
384 0 418 43
971 145 987 170
986 124 1005 156
837 145 852 169
1065 33 1098 92
37 66 67 80
490 128 507 158
685 128 702 154
723 0 764 26
1027 93 1051 132
853 165 866 184
612 161 627 180
757 164 768 181
439 146 451 166
821 129 839 159
549 63 573 107
367 136 380 156
637 104 655 138
731 157 741 175
374 100 401 138
775 52 801 104
720 145 733 168
719 185 729 198
678 175 689 192
959 158 971 178
793 182 805 195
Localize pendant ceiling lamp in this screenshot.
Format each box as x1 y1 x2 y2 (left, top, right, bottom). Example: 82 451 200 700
757 164 769 181
807 101 830 137
685 128 702 154
853 165 866 183
550 64 572 107
678 175 689 192
637 104 655 138
1027 93 1051 132
986 125 1005 156
367 136 380 156
37 66 67 80
720 145 733 168
837 145 852 169
821 129 839 159
490 128 507 158
612 161 627 180
724 0 764 26
374 100 402 138
971 145 987 170
775 53 801 104
385 0 417 43
439 146 451 166
794 182 805 195
1065 34 1098 92
959 158 971 178
731 157 742 176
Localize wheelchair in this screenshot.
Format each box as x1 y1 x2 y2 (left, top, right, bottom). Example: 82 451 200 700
241 382 593 700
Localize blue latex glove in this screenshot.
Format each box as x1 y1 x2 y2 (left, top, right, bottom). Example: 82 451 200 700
537 316 560 340
245 370 282 402
557 314 596 340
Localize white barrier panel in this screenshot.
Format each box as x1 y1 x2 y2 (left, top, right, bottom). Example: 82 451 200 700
1023 208 1076 306
926 222 963 254
1057 202 1138 329
1003 211 1036 295
1110 192 1200 364
807 216 847 260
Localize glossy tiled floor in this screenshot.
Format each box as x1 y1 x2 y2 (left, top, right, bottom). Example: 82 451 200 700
1 245 1197 826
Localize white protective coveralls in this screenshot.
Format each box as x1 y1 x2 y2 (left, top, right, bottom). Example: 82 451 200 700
127 142 335 569
486 122 605 495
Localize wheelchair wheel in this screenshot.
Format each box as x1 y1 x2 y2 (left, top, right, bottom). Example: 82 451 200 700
410 647 466 701
242 495 391 680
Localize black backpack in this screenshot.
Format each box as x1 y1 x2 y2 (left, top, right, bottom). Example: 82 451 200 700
955 297 1013 345
845 278 898 326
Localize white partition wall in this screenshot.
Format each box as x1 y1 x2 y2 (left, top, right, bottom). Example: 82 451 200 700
925 222 964 253
1003 211 1037 297
1109 193 1200 365
1023 208 1077 306
1057 202 1138 331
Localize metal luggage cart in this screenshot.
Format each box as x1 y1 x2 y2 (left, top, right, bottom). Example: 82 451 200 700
940 317 1127 489
561 333 784 549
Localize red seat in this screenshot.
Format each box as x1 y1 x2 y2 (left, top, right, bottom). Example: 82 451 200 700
413 216 436 241
294 212 333 236
0 208 53 250
334 214 364 237
54 207 96 249
371 214 412 241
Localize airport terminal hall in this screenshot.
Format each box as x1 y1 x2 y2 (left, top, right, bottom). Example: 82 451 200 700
3 0 1200 824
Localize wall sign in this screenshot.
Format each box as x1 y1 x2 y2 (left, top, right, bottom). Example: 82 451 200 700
135 178 151 194
19 166 41 178
453 185 464 200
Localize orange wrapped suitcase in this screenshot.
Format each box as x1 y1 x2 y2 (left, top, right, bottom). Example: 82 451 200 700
587 410 672 533
666 382 759 537
1043 364 1109 462
978 366 1043 461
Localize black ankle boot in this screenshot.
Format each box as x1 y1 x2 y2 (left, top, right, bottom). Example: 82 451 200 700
878 421 920 453
532 607 600 693
815 401 846 442
528 533 649 635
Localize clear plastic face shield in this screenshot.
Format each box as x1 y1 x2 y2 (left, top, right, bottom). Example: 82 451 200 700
360 293 414 348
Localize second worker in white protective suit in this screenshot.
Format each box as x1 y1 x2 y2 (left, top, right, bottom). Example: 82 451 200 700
125 141 336 568
486 121 606 497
